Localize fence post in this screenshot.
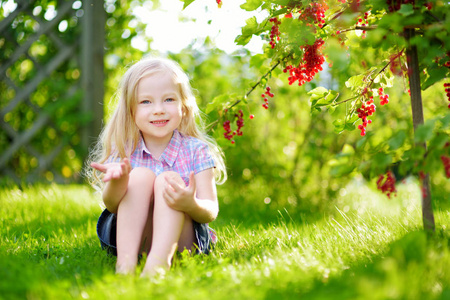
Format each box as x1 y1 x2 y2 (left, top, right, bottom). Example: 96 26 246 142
81 0 105 155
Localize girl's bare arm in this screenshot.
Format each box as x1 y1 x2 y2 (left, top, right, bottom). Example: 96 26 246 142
163 168 218 224
91 158 132 213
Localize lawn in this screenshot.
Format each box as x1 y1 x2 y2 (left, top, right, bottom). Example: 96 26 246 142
1 178 449 300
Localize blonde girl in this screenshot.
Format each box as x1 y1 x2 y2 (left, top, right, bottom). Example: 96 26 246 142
87 57 226 276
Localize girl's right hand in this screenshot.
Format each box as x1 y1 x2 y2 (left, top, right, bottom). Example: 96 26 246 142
91 158 132 182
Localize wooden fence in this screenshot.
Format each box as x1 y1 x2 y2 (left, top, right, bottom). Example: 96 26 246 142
0 0 105 185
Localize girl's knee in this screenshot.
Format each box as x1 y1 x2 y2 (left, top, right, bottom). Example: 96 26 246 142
129 167 156 184
155 171 185 187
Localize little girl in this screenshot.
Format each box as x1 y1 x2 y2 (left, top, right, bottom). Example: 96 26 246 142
87 57 226 276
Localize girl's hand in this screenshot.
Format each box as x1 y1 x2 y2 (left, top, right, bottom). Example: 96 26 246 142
163 172 196 213
91 158 132 182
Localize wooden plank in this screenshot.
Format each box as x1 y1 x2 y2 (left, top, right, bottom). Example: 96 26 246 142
81 0 105 152
0 42 78 116
0 0 74 77
0 112 50 168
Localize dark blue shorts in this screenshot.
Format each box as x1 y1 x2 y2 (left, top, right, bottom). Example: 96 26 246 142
96 209 215 256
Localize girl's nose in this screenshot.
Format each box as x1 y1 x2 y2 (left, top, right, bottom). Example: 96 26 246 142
153 102 165 114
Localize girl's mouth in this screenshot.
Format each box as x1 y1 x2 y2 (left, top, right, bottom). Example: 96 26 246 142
151 120 169 126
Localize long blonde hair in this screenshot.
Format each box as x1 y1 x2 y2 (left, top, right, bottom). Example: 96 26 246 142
87 57 227 189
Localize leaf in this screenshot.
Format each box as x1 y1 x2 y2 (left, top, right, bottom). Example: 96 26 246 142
422 67 447 90
235 35 253 46
206 94 231 114
333 119 345 133
414 120 436 143
387 130 407 150
345 74 365 90
240 0 263 11
398 4 414 16
181 0 195 9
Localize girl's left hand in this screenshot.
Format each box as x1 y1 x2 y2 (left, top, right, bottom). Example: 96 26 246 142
163 172 196 213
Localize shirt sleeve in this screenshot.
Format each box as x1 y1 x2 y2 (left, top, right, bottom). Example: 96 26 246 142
193 144 215 174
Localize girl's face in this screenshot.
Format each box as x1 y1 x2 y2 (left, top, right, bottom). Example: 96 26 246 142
135 72 183 148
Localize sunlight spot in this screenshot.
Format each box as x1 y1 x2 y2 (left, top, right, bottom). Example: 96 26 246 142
339 188 347 197
264 197 271 204
72 1 82 10
81 291 89 299
44 5 57 21
343 205 350 213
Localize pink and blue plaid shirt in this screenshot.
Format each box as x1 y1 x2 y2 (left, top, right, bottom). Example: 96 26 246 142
125 130 215 186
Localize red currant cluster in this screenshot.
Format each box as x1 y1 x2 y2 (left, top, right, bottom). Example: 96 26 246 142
216 0 222 8
442 155 450 178
356 98 375 136
445 83 450 109
356 11 370 38
269 17 281 49
376 170 397 198
283 38 325 86
298 1 328 28
261 86 274 109
389 53 405 76
378 87 389 105
222 109 245 144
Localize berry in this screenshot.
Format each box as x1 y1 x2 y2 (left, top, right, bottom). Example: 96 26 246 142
445 83 450 108
442 155 450 178
377 171 396 198
216 0 222 8
249 114 254 119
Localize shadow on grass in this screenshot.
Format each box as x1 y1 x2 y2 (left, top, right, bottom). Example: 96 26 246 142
264 230 450 300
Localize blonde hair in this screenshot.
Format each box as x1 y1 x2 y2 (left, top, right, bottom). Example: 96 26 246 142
87 57 227 189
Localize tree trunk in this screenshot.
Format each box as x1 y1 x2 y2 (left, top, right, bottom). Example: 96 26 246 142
404 28 435 232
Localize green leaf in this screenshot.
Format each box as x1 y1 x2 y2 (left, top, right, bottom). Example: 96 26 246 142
422 67 448 90
235 35 253 46
398 4 414 16
414 120 436 143
388 130 407 150
345 74 365 90
240 0 263 11
206 94 231 114
373 152 393 170
333 119 345 133
181 0 195 9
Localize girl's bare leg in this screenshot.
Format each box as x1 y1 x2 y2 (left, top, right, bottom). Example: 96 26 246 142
116 167 155 274
142 171 195 276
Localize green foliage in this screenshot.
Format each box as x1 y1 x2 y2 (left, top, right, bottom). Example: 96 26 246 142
183 0 450 199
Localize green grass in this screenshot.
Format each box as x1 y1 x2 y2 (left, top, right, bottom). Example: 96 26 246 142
1 179 449 300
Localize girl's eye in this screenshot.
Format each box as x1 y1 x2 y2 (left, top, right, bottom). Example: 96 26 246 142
140 100 151 104
165 98 175 102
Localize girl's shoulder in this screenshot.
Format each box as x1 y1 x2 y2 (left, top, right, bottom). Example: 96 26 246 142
177 131 209 149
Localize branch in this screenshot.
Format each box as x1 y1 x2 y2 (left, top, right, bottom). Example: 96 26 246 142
228 58 284 110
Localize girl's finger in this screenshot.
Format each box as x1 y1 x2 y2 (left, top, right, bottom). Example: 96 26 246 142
91 162 107 173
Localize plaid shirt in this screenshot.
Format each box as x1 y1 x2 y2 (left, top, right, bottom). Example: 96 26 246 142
124 130 215 186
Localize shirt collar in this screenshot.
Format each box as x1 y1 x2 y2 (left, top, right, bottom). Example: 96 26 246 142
139 130 181 167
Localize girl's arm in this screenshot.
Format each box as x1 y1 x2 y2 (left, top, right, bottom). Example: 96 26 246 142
163 168 218 224
91 158 132 213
